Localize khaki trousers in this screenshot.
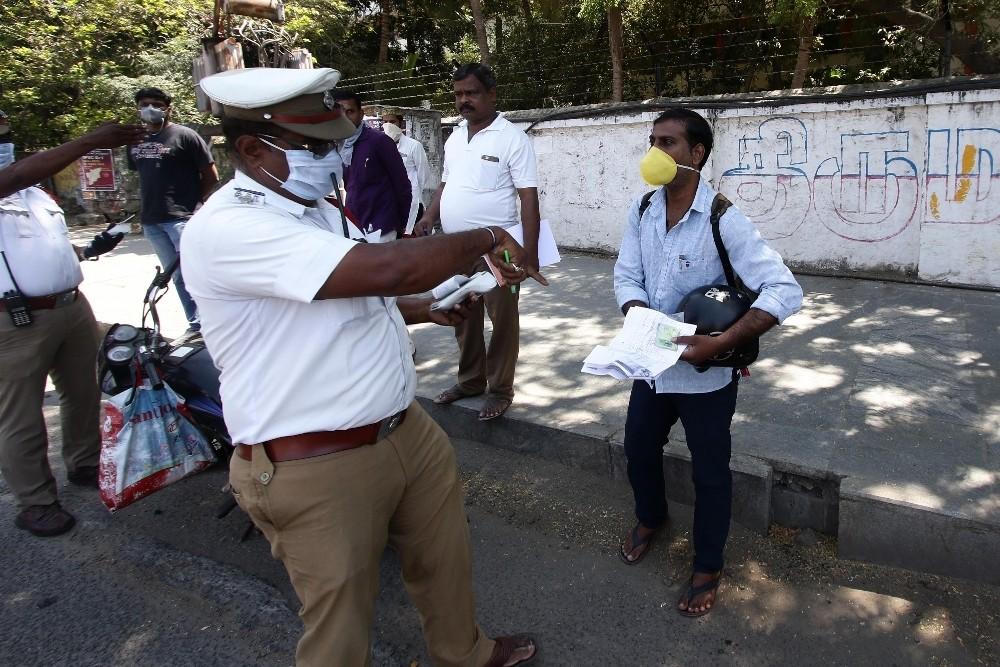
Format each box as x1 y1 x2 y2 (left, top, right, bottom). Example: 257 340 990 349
0 294 101 507
229 402 495 667
454 257 520 400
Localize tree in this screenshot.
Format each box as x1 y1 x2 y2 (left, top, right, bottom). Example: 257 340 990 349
767 0 823 89
469 0 492 65
608 3 625 101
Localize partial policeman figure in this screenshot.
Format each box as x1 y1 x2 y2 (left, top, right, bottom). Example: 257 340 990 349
183 68 543 667
0 112 145 536
614 108 802 617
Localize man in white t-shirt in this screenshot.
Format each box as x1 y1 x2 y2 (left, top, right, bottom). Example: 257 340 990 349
186 67 542 667
415 63 541 421
0 116 145 537
381 108 431 235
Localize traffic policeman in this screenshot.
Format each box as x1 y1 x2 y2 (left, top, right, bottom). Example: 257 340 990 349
0 113 145 536
184 68 543 667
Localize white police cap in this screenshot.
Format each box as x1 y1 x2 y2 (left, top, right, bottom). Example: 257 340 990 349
199 67 356 141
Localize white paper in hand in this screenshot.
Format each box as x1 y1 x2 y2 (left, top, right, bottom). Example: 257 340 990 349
582 308 696 381
430 271 498 311
508 219 561 267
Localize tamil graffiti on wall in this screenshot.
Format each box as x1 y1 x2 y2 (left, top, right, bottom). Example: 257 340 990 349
712 105 999 286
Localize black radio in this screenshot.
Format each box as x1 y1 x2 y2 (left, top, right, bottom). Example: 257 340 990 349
2 290 32 327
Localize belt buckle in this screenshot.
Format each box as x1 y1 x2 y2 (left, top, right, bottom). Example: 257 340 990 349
54 290 76 308
377 411 404 441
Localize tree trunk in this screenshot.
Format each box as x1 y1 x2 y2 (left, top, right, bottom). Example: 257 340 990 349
469 0 492 66
608 4 625 102
495 13 503 56
378 0 392 64
791 13 817 89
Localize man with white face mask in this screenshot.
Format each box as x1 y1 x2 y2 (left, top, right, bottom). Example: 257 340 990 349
614 108 802 618
128 87 219 336
182 67 542 667
0 112 145 537
381 108 431 235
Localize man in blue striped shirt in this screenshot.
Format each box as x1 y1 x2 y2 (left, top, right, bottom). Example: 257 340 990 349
613 108 802 617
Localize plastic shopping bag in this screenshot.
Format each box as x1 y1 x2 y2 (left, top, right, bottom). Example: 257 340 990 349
99 380 217 512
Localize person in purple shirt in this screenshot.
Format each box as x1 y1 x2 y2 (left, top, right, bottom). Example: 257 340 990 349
332 90 411 240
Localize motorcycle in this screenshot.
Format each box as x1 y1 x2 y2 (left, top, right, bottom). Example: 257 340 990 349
98 258 231 458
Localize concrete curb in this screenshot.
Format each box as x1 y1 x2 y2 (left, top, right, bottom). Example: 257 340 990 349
421 396 1000 585
838 479 1000 586
419 397 774 536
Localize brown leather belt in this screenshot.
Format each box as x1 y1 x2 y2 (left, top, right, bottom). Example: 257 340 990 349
235 409 407 462
0 288 78 312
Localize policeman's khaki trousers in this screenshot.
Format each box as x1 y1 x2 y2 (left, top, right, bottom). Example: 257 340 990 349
0 294 102 507
229 402 496 667
454 257 520 400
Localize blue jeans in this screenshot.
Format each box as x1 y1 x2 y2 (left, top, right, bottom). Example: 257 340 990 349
623 378 738 573
142 219 199 330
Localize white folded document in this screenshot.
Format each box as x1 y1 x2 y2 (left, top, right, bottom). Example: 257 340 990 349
430 271 498 311
581 308 696 381
507 219 561 267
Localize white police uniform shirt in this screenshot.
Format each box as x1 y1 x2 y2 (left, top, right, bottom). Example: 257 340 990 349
180 171 416 445
396 134 430 234
440 114 537 233
0 187 82 296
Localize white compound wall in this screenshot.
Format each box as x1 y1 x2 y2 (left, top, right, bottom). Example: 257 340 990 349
508 87 1000 288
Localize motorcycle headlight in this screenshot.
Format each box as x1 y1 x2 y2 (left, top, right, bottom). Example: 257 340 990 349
106 344 134 364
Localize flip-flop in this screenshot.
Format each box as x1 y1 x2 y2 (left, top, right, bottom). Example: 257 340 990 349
478 396 512 421
434 385 483 405
677 571 723 617
619 522 657 565
485 635 538 667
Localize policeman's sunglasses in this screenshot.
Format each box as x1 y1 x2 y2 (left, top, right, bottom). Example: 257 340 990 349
256 134 337 159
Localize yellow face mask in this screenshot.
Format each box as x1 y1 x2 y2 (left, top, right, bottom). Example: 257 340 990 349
639 145 700 186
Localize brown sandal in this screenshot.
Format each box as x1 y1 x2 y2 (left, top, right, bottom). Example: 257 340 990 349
485 635 537 667
478 395 512 421
434 385 483 405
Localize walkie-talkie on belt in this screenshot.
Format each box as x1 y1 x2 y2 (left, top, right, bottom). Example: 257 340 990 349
1 250 33 327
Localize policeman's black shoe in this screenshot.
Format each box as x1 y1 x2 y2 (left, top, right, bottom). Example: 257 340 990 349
15 503 77 537
67 466 99 488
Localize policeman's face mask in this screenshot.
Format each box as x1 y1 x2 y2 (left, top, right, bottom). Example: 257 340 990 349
639 145 701 186
0 143 14 171
256 134 344 201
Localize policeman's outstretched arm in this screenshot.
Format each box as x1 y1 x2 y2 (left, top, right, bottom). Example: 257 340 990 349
0 122 146 198
315 225 548 300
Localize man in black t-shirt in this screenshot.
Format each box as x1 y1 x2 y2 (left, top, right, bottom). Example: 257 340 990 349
128 87 219 333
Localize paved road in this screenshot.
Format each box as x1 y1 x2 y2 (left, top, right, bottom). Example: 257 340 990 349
2 408 997 666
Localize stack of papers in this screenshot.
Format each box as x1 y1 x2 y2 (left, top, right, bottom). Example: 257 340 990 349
582 307 696 381
430 271 498 311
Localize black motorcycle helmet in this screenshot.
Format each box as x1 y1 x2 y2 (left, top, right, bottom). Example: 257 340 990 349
679 284 751 335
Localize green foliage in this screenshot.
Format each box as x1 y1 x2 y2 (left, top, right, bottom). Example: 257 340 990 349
2 0 996 148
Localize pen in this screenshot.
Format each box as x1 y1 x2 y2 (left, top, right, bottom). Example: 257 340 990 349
503 250 518 294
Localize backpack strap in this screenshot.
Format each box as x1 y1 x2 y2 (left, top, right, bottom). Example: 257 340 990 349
709 193 745 292
637 188 657 221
